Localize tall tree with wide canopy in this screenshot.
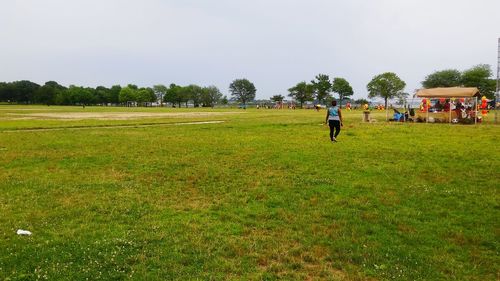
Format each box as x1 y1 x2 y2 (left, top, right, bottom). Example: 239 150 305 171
136 88 156 104
229 79 256 106
461 64 496 99
311 74 332 104
118 85 138 104
331 77 354 108
185 84 204 107
107 85 121 104
270 94 285 103
201 86 222 107
34 81 66 105
165 84 183 107
288 82 314 108
422 69 462 88
367 72 406 110
94 86 110 105
153 84 168 106
65 85 95 105
8 80 40 103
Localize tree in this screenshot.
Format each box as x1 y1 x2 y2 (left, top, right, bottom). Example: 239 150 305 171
229 79 256 106
136 88 156 104
153 84 168 106
288 82 314 108
367 72 406 110
177 86 192 107
8 80 40 103
0 82 10 102
119 85 138 104
164 83 182 107
396 92 409 106
201 86 222 107
95 86 110 105
354 98 369 105
311 74 332 104
461 64 496 99
422 69 462 88
270 94 285 103
64 85 94 105
221 95 229 105
185 84 204 107
331 77 354 108
34 81 66 105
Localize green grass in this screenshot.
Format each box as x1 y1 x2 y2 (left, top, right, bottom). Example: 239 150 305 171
0 105 498 280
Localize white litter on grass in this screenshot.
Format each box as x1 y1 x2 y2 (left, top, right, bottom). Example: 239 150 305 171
16 229 32 236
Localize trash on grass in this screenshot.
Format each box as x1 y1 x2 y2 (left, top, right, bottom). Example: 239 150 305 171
16 229 32 236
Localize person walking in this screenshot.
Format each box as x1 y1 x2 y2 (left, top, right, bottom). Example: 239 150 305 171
325 100 343 142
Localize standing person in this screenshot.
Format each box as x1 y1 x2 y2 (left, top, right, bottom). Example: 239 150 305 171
325 100 343 142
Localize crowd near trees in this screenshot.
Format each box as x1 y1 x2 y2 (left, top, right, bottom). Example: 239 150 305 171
0 81 227 107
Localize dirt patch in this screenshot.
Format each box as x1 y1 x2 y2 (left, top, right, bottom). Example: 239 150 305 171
7 111 244 120
2 121 225 132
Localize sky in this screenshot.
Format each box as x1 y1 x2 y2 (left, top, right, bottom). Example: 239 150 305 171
1 0 499 100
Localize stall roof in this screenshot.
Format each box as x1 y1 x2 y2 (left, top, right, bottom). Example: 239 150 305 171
415 87 480 98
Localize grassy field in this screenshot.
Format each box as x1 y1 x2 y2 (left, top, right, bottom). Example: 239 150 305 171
0 105 498 280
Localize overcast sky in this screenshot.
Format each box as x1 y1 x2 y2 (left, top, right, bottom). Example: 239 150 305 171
1 0 499 100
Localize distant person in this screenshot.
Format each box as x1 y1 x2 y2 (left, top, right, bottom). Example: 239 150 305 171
325 100 343 142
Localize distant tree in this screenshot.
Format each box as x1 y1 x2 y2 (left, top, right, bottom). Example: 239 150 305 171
461 64 496 99
0 82 9 102
422 69 462 88
80 87 95 105
331 77 354 108
229 79 256 106
34 81 66 105
201 86 222 107
95 86 110 105
311 74 332 104
270 94 285 103
367 72 406 110
221 95 229 105
396 92 410 106
288 82 314 108
8 80 40 103
119 85 138 104
127 84 139 90
153 84 168 106
354 98 369 105
107 85 121 104
177 86 192 107
184 84 204 107
136 88 156 104
165 84 182 107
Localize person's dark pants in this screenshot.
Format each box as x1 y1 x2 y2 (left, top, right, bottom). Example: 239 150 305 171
328 120 341 140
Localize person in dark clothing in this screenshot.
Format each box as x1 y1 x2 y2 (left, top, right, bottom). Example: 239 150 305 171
325 100 343 142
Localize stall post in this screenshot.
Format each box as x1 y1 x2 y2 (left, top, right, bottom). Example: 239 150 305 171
475 96 478 125
449 98 452 124
426 100 429 123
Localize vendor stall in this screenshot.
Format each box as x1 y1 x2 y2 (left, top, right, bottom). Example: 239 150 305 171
414 87 481 124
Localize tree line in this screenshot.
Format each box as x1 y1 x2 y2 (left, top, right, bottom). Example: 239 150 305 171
421 64 496 98
0 81 232 107
284 74 355 108
0 64 495 107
